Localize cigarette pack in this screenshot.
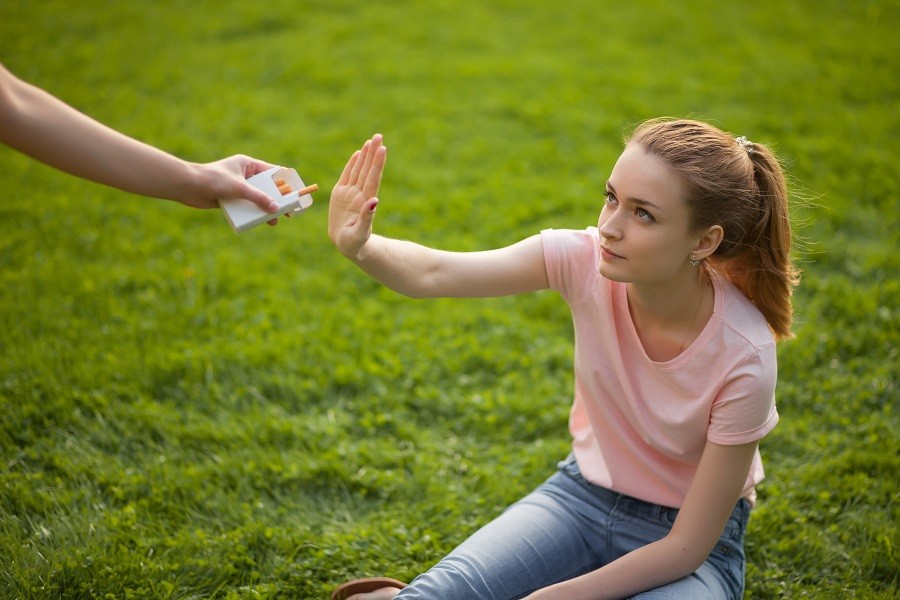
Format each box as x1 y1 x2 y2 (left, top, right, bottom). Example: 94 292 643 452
219 166 315 233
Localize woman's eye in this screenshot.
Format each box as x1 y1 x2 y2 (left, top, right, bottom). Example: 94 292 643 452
604 192 617 205
636 208 655 221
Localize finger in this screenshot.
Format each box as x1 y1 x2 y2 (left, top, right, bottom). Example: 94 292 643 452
348 139 371 185
338 150 361 186
357 135 382 186
241 156 278 178
236 181 279 212
361 145 387 199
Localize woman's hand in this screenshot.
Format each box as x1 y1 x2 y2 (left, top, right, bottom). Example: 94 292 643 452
328 134 387 260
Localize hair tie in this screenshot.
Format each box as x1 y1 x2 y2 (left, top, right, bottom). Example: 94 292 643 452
735 136 755 155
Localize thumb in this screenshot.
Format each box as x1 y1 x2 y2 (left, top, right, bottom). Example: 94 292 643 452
357 198 379 228
236 180 279 213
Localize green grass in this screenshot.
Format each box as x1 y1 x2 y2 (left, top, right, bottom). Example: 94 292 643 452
1 0 897 598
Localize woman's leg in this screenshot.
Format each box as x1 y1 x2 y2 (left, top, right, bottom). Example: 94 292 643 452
627 499 750 600
396 464 614 600
385 455 750 599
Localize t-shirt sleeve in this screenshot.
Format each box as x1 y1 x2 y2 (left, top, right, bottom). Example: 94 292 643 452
708 343 779 445
541 228 598 304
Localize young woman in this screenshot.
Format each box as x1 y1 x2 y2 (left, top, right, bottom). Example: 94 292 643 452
328 119 799 599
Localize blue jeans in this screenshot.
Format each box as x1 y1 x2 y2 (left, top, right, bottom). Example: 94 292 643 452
396 455 750 599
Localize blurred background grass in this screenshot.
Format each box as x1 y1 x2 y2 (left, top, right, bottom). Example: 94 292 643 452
0 0 897 598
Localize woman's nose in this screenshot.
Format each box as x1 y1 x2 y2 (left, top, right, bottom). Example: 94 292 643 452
599 211 622 240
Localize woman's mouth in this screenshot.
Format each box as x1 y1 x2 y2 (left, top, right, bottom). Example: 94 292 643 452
601 246 624 260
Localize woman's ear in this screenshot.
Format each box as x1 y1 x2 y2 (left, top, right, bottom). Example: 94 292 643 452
692 225 724 261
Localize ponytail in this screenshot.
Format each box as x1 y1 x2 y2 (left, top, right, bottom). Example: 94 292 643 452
721 142 800 339
628 119 800 340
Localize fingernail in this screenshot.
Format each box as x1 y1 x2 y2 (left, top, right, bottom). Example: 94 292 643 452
369 201 378 211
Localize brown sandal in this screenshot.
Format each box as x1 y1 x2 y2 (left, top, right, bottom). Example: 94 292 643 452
331 577 408 600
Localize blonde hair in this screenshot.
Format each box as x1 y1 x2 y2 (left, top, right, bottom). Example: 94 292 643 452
628 118 800 339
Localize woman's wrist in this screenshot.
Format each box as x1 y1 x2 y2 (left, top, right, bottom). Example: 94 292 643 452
350 234 378 264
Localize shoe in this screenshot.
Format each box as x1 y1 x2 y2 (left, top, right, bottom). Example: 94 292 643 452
331 577 408 600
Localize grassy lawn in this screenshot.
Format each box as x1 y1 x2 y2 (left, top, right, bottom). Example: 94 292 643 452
1 0 897 598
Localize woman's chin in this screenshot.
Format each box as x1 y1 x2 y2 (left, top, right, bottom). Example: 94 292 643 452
598 262 629 282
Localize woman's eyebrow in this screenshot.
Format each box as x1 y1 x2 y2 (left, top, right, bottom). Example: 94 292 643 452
605 181 666 212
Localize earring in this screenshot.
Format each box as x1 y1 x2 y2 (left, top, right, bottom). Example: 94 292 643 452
690 254 700 267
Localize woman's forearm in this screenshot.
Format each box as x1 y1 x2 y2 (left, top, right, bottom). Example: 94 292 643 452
353 234 445 298
352 233 549 299
530 535 705 600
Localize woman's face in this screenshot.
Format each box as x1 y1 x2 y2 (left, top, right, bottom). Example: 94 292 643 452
597 144 700 284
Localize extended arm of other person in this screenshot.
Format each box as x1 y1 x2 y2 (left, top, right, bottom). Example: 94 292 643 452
328 134 549 298
0 62 279 212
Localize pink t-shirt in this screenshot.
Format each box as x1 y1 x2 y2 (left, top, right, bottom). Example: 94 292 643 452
542 227 779 508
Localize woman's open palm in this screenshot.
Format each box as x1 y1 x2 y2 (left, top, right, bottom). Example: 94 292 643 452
328 134 387 259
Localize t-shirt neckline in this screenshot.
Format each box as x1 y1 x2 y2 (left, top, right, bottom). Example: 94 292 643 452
618 271 724 368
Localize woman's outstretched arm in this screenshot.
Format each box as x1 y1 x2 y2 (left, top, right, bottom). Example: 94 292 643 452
328 134 549 299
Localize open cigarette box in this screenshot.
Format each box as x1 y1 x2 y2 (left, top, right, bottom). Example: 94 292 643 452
219 166 315 233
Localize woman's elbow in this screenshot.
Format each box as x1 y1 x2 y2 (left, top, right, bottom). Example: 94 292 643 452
384 278 437 300
402 270 447 299
665 534 716 575
403 288 432 300
0 69 19 123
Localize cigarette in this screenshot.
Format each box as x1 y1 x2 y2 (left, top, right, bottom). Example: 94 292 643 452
278 183 293 195
296 183 318 196
274 178 287 186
